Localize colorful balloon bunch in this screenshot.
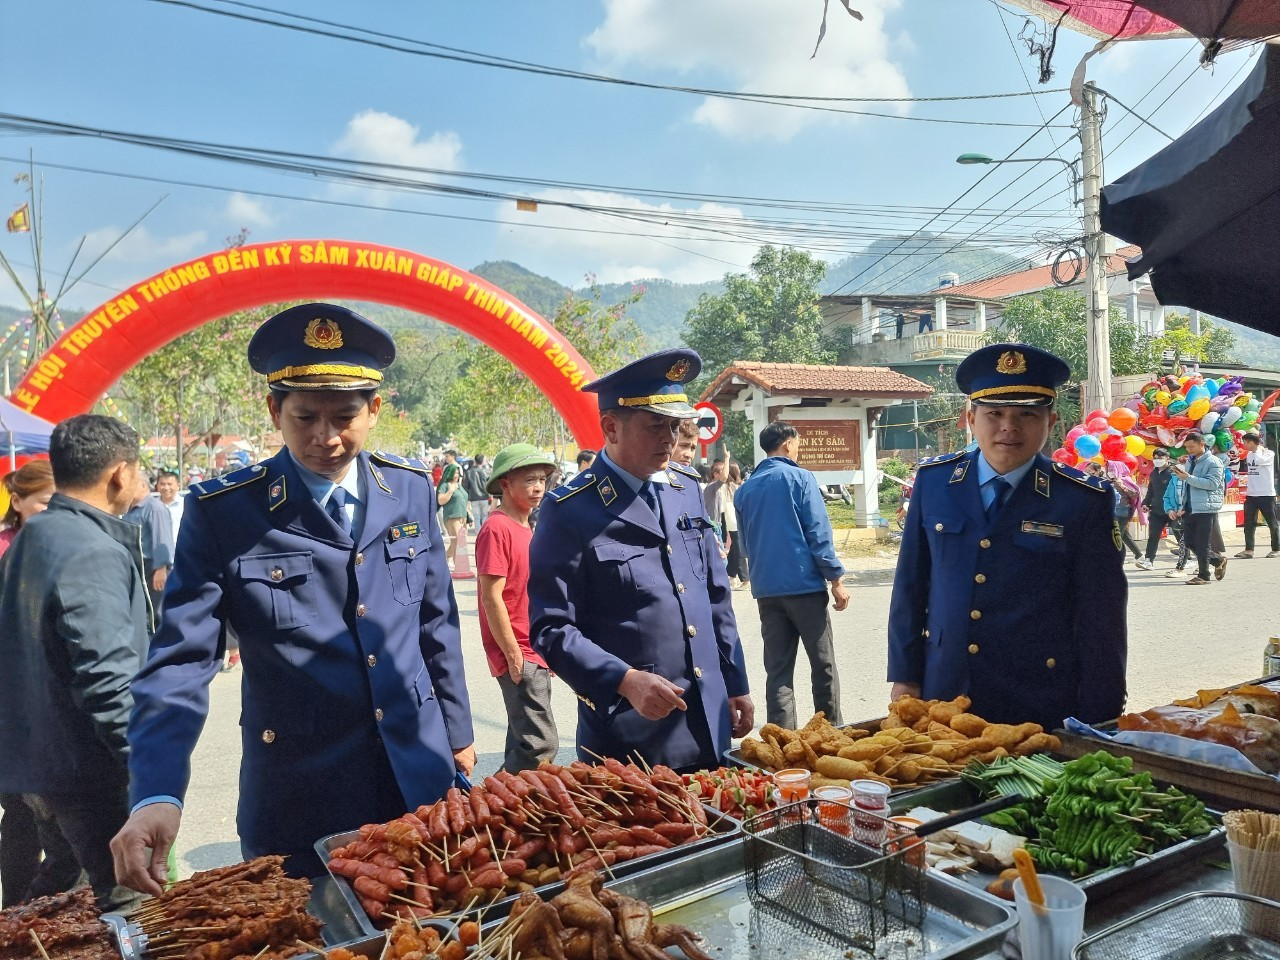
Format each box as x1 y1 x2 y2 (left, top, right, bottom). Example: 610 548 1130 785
1051 373 1280 481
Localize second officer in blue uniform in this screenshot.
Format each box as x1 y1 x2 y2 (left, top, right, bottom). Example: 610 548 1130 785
529 349 754 772
112 304 475 890
887 343 1127 730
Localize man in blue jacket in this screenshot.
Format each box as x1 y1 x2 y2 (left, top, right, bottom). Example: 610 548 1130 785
887 343 1127 729
111 304 475 890
529 349 753 772
1171 430 1227 585
734 421 849 727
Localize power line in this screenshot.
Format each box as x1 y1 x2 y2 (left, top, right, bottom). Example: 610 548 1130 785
143 0 1074 129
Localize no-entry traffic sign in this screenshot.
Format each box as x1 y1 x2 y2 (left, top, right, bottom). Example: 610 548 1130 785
693 401 723 444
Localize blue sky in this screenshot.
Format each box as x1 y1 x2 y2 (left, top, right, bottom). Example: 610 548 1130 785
0 0 1258 311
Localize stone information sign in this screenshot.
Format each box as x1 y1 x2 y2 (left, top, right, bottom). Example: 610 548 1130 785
793 420 861 472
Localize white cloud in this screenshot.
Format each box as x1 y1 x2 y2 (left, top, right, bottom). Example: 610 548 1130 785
79 224 209 265
585 0 909 141
494 188 758 285
225 192 274 228
333 110 463 171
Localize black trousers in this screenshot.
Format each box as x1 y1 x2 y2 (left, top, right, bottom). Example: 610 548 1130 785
0 794 81 908
758 591 842 728
1243 496 1280 552
23 788 140 912
1184 512 1222 581
1143 511 1181 561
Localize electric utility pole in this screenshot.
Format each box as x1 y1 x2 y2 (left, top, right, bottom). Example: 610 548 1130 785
1080 82 1112 411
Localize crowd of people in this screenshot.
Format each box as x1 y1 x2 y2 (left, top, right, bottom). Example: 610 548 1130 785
0 304 1275 914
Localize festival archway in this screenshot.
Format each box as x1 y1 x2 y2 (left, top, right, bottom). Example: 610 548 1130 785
9 239 604 447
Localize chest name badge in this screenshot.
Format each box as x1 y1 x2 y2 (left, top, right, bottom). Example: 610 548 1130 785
389 522 421 540
1021 521 1064 538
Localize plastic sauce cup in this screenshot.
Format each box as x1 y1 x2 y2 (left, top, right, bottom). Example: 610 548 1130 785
813 784 853 832
886 816 926 867
773 768 811 803
851 779 892 809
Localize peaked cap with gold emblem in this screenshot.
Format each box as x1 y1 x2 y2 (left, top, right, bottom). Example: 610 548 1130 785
955 342 1070 407
582 348 701 419
248 303 396 391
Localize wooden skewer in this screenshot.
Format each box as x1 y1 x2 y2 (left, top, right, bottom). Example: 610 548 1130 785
249 945 272 960
388 892 436 911
579 746 609 763
577 828 616 880
29 932 54 960
296 940 324 954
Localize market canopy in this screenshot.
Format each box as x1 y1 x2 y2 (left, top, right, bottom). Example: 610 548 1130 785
0 395 55 455
1100 45 1280 336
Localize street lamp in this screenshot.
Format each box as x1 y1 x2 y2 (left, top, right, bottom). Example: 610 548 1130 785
954 153 1081 205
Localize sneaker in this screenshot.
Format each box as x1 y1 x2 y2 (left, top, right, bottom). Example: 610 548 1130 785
1269 551 1280 558
1186 576 1211 585
1236 550 1254 559
1215 557 1229 580
1135 559 1154 570
1168 546 1182 554
222 650 240 673
1165 568 1185 578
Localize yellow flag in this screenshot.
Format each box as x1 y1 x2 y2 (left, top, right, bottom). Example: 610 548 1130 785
5 203 30 233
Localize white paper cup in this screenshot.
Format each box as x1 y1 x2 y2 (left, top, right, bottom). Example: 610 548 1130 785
1013 876 1086 960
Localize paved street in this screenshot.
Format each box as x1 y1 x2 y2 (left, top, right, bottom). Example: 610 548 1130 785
174 525 1269 876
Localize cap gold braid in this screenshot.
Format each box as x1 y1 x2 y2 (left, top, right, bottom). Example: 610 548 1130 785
969 384 1055 401
267 363 384 384
618 393 689 407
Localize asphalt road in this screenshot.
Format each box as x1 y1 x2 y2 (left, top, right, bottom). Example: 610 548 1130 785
163 523 1276 877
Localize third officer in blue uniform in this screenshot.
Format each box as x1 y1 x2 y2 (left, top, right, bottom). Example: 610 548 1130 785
887 343 1127 729
112 304 475 890
529 349 754 772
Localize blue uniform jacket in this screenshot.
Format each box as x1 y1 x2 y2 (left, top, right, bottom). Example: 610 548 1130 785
887 450 1127 729
528 460 750 771
127 449 473 872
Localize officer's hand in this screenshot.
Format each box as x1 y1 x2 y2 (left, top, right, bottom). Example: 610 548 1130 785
889 682 922 702
152 567 168 592
111 802 181 896
728 695 755 737
830 579 850 612
507 653 525 684
453 745 477 777
618 669 686 721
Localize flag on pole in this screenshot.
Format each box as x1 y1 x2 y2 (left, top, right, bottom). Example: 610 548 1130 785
6 204 30 233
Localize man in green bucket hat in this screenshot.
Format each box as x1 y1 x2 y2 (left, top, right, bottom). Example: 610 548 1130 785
474 443 560 771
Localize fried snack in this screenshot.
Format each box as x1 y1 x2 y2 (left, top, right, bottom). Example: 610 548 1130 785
891 759 922 782
928 721 966 741
800 738 821 770
740 737 786 771
838 740 892 763
802 712 832 733
1011 722 1043 741
949 713 990 738
879 727 916 742
809 775 852 790
816 755 875 781
761 723 795 746
911 716 934 733
903 735 937 754
974 746 1010 764
981 724 1024 750
841 727 872 741
927 696 971 725
1013 732 1061 757
954 736 996 758
926 741 961 762
892 696 931 725
879 714 908 729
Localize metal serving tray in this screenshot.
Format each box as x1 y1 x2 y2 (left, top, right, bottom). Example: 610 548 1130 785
316 802 741 934
589 835 1016 959
888 777 1226 904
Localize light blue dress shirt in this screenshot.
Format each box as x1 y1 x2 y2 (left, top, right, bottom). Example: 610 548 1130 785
975 453 1037 512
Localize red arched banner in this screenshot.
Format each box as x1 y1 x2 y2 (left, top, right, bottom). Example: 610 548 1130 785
10 239 604 448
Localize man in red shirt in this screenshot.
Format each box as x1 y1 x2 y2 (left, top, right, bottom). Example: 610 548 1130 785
475 444 560 771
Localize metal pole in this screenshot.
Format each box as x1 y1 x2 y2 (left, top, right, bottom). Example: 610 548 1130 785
1081 82 1113 411
913 400 920 460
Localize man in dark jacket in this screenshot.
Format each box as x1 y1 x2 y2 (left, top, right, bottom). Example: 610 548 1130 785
1137 448 1177 570
0 415 147 911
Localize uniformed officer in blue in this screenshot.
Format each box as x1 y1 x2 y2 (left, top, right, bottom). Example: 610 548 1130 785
111 303 475 890
529 349 753 772
887 343 1127 730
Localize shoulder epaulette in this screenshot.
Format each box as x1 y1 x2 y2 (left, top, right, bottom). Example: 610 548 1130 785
545 471 598 503
370 451 431 475
669 462 700 479
1052 461 1109 492
193 464 268 499
916 450 966 470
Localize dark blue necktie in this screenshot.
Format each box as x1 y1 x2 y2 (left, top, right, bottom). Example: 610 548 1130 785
327 487 351 535
638 480 660 520
986 477 1011 522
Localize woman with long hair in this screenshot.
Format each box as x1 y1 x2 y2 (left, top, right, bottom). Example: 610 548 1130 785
0 460 54 554
723 462 748 589
0 459 79 907
1105 460 1144 563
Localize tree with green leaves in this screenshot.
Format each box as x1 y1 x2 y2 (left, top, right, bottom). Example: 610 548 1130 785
1156 312 1236 364
436 283 647 456
683 246 832 463
683 245 833 379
